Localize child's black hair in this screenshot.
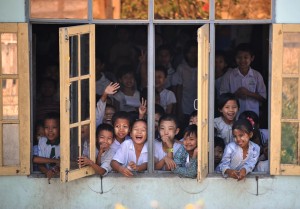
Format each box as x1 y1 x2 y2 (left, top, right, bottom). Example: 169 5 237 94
96 123 114 138
155 65 168 78
184 124 197 137
238 110 259 127
214 136 225 150
112 111 131 127
217 93 240 110
183 40 197 58
140 87 160 101
116 65 135 80
190 110 197 118
235 43 254 57
105 103 116 111
232 119 253 134
155 104 165 117
156 44 174 57
43 112 60 126
215 50 228 63
158 114 179 128
131 119 147 128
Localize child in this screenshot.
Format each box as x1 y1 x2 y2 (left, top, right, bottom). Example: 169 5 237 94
113 65 140 112
172 40 198 119
214 136 225 170
215 51 228 99
219 43 266 117
189 110 197 125
78 123 115 176
155 104 165 139
218 118 260 181
214 93 240 145
155 65 177 114
111 119 148 177
154 114 181 170
110 111 131 153
102 104 116 125
32 112 60 182
173 124 198 178
96 82 120 127
156 44 176 89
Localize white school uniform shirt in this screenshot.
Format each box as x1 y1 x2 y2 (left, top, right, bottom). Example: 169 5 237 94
214 116 234 145
95 148 116 176
172 60 197 115
154 139 182 170
96 99 106 128
37 136 60 169
159 89 177 111
110 136 131 153
218 141 260 177
112 139 148 167
113 90 140 112
219 67 266 116
96 73 111 96
165 65 176 89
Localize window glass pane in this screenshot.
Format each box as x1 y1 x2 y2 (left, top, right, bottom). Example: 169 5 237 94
70 36 78 78
70 127 79 170
282 78 298 119
2 79 18 120
283 32 300 74
93 0 148 19
215 0 271 20
281 122 298 164
81 79 90 121
81 124 90 158
1 33 17 74
80 34 89 76
3 124 19 166
30 0 88 19
70 81 78 124
154 0 209 20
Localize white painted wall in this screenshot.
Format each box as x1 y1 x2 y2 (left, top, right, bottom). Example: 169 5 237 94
0 174 300 209
275 0 300 23
0 0 25 22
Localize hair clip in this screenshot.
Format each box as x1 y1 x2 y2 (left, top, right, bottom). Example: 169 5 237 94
246 117 255 129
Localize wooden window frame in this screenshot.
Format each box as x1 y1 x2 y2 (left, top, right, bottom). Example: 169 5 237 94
0 23 30 175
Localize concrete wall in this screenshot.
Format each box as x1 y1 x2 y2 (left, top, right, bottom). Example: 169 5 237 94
275 0 300 23
0 0 25 22
0 174 300 209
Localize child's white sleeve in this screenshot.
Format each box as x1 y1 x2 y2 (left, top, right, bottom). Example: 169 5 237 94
218 143 234 177
242 142 260 174
96 99 106 128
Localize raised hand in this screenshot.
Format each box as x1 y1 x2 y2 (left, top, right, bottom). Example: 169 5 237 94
139 97 147 118
104 82 120 95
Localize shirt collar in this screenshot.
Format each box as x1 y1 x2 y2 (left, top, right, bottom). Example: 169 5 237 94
46 138 60 146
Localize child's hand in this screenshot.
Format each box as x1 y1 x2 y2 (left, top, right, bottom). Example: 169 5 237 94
164 156 176 170
237 168 246 181
226 169 239 179
235 87 251 98
138 98 147 117
119 166 134 177
128 161 138 171
78 156 92 167
139 50 147 65
192 148 198 158
161 136 173 148
104 82 120 95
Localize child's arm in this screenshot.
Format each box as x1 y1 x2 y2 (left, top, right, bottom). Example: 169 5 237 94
172 146 197 178
138 98 147 119
33 156 60 165
235 87 266 102
165 103 174 114
218 143 236 177
111 160 134 177
78 155 107 176
128 161 147 172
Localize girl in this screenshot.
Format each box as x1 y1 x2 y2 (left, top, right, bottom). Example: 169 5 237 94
154 114 181 170
214 93 240 145
78 123 115 176
111 119 148 177
218 119 260 181
173 124 198 178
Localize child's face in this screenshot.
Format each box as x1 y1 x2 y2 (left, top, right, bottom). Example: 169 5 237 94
44 119 59 142
183 132 197 152
114 118 130 140
235 51 254 71
215 56 227 76
186 46 197 67
233 129 253 149
159 120 179 142
155 71 166 89
81 124 90 139
158 49 172 66
119 73 135 89
103 107 115 125
98 129 114 151
219 100 239 123
189 116 198 125
36 125 45 139
130 121 147 145
214 145 224 165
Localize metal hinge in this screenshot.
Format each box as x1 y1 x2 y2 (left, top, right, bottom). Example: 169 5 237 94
65 169 69 182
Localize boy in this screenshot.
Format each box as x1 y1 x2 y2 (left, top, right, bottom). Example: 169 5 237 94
155 65 177 114
219 43 266 116
33 112 60 182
